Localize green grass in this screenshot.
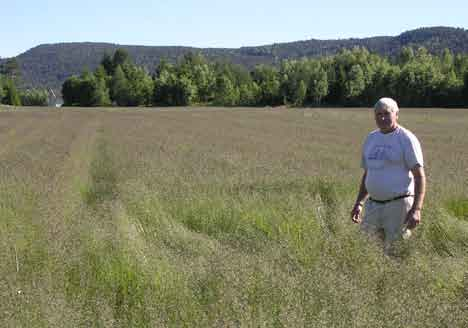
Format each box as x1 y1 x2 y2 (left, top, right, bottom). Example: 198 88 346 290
0 107 467 327
446 198 468 221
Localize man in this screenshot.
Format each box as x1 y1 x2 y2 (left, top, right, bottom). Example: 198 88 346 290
351 97 426 250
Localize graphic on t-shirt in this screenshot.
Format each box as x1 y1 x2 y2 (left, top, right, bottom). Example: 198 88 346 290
368 145 392 161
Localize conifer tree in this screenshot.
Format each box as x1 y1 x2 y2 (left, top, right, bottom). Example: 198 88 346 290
2 79 21 106
111 65 130 106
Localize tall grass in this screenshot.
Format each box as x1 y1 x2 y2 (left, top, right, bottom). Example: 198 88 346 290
0 107 467 327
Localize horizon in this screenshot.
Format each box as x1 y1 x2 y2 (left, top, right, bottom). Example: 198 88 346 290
1 1 467 58
2 25 467 58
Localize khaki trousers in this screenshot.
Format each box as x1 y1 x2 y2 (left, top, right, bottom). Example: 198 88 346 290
361 197 413 246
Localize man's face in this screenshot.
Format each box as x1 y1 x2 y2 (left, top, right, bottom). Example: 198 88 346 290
375 106 398 133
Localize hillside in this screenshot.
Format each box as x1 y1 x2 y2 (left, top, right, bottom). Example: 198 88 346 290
3 26 468 92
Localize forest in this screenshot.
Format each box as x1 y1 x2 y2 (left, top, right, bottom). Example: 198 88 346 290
2 45 468 108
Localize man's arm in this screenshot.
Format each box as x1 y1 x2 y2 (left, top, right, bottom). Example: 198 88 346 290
351 170 369 223
406 165 426 229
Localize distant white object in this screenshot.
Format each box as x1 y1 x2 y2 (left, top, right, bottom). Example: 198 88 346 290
48 88 59 107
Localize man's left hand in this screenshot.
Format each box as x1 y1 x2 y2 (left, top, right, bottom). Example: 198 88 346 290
405 208 421 229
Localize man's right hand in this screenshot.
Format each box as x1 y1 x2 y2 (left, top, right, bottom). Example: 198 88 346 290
351 203 363 223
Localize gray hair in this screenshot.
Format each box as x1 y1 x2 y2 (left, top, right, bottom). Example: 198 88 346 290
374 97 399 113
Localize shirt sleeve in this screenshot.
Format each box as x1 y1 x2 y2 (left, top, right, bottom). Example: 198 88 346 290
402 132 424 169
360 137 368 169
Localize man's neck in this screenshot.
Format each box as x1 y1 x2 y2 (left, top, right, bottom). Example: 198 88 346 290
380 125 398 134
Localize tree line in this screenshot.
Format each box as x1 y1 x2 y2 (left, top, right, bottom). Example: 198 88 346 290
61 46 468 108
0 58 49 106
3 46 468 108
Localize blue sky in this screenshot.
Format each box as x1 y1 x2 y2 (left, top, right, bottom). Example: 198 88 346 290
1 0 467 58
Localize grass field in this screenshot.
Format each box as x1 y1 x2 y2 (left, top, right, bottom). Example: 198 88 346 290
0 106 467 327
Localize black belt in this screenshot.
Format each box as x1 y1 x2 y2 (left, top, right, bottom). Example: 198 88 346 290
369 194 413 204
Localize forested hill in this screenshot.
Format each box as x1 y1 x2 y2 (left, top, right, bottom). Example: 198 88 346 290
4 26 468 91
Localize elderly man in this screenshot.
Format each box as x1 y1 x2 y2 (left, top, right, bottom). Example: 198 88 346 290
351 97 426 249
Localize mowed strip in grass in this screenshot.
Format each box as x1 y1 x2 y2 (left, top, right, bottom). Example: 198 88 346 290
0 106 467 327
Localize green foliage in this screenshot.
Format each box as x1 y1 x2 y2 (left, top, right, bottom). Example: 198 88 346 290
399 46 414 65
19 89 48 106
111 64 153 106
238 81 260 106
252 65 281 105
0 58 20 80
153 62 175 105
94 74 112 106
2 79 21 105
213 75 239 106
125 65 154 106
308 64 328 105
190 62 216 103
293 80 307 106
344 64 366 100
173 75 197 106
0 60 23 106
78 72 103 107
113 48 130 68
279 59 311 105
10 26 468 98
153 58 198 106
59 45 468 108
62 72 110 107
397 55 443 107
62 48 154 107
463 71 468 103
111 65 131 106
62 76 81 106
0 76 4 101
100 52 114 75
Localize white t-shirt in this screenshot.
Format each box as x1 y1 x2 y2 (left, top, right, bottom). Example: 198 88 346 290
361 125 423 200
